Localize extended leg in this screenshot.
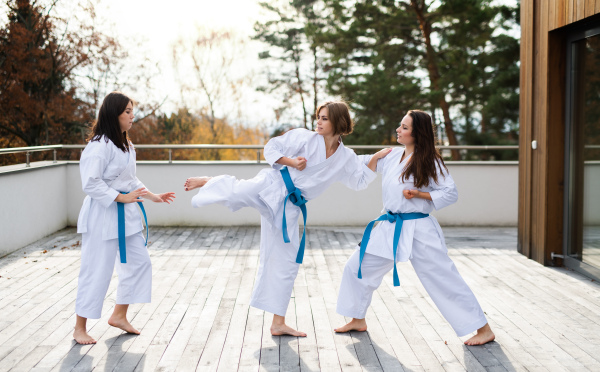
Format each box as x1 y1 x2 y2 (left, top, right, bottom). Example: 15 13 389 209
410 233 493 342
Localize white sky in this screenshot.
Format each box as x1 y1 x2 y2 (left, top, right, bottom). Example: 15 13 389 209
96 0 281 128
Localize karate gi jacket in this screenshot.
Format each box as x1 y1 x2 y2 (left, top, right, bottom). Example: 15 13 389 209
77 136 145 240
358 147 458 261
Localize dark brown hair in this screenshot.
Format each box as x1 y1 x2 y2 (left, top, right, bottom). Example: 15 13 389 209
88 91 135 152
400 110 448 188
315 101 354 136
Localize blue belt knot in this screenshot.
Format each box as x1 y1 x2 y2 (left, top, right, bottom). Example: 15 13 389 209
357 211 428 286
117 191 149 264
280 167 308 264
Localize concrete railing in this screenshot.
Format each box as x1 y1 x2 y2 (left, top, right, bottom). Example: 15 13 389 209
1 160 521 257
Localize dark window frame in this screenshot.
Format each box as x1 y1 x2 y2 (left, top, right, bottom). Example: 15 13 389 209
563 23 600 281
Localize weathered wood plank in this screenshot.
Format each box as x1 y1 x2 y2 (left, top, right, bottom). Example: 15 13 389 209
567 0 575 23
452 248 588 371
217 228 260 372
518 0 534 259
557 0 567 28
549 0 557 30
310 230 361 371
576 0 586 20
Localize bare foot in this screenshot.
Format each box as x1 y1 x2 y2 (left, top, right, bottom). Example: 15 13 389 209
73 328 97 345
270 323 307 337
464 323 495 345
184 177 212 191
108 316 140 335
334 318 367 333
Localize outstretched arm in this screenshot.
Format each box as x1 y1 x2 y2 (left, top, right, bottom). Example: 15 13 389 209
367 148 393 172
341 148 392 191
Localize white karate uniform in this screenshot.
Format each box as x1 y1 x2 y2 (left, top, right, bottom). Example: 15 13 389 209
192 128 377 316
75 136 152 319
336 148 488 337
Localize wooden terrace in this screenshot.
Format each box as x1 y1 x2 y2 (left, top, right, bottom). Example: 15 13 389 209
1 226 599 371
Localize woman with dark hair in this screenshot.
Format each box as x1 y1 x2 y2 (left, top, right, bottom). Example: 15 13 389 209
74 92 175 344
334 110 495 346
184 101 391 337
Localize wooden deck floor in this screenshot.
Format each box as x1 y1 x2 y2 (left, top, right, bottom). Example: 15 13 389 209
1 226 600 371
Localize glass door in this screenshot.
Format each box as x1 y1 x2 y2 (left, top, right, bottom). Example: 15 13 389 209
564 27 600 280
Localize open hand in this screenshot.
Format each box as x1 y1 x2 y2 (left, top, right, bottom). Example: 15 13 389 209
403 189 420 200
117 188 147 203
293 157 307 171
148 192 176 204
375 147 393 159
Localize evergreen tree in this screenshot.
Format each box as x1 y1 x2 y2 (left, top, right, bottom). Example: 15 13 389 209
314 0 520 158
254 0 325 129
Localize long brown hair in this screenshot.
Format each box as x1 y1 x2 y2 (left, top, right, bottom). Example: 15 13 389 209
315 101 354 136
400 110 448 188
87 92 135 152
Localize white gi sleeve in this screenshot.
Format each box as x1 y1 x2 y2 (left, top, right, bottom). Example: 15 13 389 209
429 162 458 210
80 143 119 208
341 149 377 191
132 177 146 191
358 151 387 174
263 128 310 170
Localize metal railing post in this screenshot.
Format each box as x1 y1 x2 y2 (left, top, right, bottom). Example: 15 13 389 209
256 150 260 163
26 151 30 167
169 149 172 164
53 149 57 163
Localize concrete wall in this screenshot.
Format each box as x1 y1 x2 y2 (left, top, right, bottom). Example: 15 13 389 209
64 161 519 227
2 160 520 257
0 162 69 256
585 163 600 225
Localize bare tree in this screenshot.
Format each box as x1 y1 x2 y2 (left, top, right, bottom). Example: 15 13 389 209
172 28 249 159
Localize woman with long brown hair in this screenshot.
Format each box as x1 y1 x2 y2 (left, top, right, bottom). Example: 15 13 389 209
74 92 175 344
334 110 495 346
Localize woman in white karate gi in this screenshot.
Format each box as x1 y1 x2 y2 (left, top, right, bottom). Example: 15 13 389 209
184 102 391 337
74 92 176 345
334 110 495 346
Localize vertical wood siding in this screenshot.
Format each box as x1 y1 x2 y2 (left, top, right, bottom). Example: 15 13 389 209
518 0 599 265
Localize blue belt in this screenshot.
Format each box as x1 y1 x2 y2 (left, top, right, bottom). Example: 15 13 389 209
280 167 308 264
358 211 428 286
117 191 148 264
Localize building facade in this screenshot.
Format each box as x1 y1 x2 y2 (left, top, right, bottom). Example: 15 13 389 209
519 0 600 279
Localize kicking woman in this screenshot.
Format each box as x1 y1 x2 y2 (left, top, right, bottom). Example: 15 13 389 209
185 102 391 337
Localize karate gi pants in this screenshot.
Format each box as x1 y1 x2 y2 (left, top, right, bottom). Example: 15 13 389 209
75 230 152 319
249 216 301 316
336 242 488 337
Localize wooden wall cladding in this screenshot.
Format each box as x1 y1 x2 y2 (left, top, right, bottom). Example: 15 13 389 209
551 0 600 29
518 0 599 265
